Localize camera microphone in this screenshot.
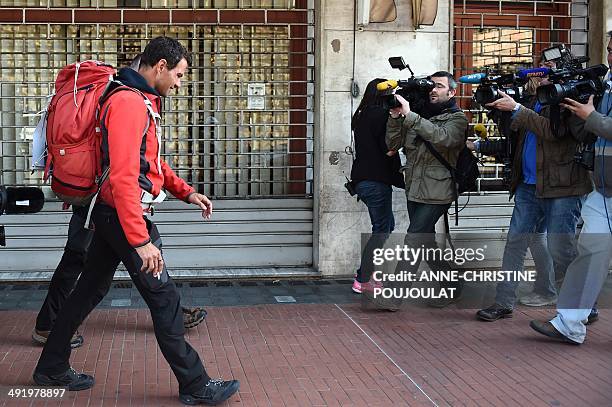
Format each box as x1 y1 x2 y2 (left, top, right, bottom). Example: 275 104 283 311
516 67 553 79
0 186 45 215
458 73 486 84
376 80 398 91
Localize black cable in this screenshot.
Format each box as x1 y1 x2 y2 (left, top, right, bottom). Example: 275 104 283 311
348 0 358 164
600 80 612 234
600 141 612 234
447 190 472 216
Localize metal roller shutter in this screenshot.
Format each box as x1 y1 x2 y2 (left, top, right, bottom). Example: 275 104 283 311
0 1 315 279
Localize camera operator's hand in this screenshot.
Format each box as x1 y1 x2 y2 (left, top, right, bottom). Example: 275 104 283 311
560 95 595 121
386 150 397 156
485 90 518 112
188 192 213 219
390 94 411 118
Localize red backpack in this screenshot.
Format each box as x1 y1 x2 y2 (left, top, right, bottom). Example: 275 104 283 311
44 61 115 206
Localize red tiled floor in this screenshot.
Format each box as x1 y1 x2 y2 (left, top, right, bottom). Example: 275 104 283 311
0 304 611 406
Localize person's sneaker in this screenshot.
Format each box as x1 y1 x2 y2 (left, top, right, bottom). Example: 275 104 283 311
428 290 463 308
33 367 94 391
529 320 581 345
586 308 599 325
352 279 382 294
182 307 207 329
361 288 399 312
32 329 84 349
519 292 557 307
476 304 513 322
179 378 240 405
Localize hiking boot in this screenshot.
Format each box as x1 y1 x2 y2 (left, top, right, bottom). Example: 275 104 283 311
179 378 240 405
33 367 94 391
32 329 84 349
519 292 557 307
182 307 207 329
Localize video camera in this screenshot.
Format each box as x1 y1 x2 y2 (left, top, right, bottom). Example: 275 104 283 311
530 45 608 105
458 71 531 185
376 57 435 115
458 71 528 106
0 185 45 246
536 64 608 105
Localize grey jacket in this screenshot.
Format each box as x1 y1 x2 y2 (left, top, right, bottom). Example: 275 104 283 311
386 107 468 204
584 111 612 197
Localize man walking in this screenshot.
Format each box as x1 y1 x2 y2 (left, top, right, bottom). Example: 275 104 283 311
31 55 207 350
530 30 612 343
33 37 239 405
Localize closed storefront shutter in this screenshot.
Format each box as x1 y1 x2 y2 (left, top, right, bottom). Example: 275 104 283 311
0 2 315 280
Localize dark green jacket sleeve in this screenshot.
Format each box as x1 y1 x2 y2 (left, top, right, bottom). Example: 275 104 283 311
386 115 406 151
403 111 467 150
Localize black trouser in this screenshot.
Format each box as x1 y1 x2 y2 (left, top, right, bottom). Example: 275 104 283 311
35 206 90 331
35 204 210 394
390 201 463 294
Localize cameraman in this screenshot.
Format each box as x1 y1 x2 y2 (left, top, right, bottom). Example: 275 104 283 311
367 71 467 311
476 61 593 322
530 31 612 344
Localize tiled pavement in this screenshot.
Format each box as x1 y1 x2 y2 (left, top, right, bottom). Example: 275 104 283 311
0 280 611 406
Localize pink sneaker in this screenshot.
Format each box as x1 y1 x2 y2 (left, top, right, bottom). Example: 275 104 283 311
352 280 382 294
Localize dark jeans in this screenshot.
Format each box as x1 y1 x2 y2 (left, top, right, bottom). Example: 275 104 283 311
406 201 460 292
355 181 395 283
495 183 582 309
384 200 461 302
35 204 210 394
35 206 90 331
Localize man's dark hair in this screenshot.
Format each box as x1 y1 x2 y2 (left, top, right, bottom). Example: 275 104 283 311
608 30 612 38
430 71 457 90
140 36 191 70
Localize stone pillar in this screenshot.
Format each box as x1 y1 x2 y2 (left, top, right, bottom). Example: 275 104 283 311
314 0 452 276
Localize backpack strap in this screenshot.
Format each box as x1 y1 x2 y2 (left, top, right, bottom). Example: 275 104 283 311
84 166 110 230
92 82 160 226
97 82 159 172
416 136 460 226
443 212 456 252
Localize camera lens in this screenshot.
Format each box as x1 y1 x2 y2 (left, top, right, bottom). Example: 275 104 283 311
537 83 565 105
475 86 497 105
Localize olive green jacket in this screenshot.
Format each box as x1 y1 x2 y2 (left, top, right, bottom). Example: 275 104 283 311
386 108 468 204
